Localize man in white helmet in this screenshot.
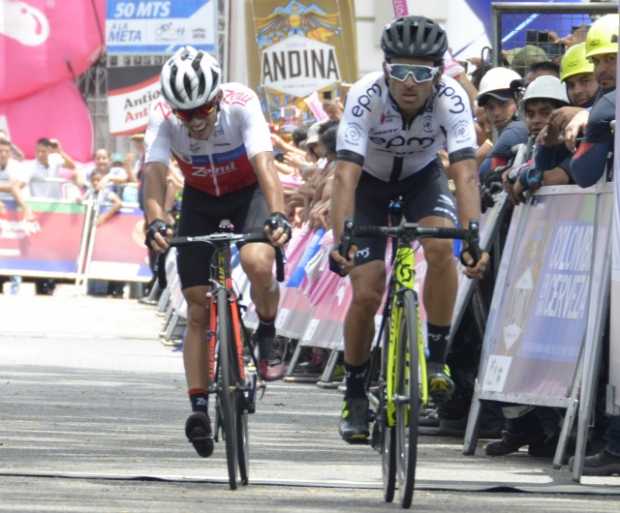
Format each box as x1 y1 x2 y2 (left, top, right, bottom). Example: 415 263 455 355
143 46 290 458
502 76 570 205
476 67 528 178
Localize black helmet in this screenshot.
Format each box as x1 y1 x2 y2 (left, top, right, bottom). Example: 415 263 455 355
381 16 447 63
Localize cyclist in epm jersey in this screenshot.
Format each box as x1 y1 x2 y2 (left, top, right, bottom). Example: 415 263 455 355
329 16 489 444
143 47 291 458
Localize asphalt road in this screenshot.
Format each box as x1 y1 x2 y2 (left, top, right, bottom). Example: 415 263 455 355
0 286 618 513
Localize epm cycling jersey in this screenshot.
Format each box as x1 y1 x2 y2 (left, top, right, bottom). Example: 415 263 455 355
145 83 273 197
336 72 477 181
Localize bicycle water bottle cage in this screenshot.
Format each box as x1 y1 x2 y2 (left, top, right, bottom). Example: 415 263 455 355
218 219 234 232
388 197 403 226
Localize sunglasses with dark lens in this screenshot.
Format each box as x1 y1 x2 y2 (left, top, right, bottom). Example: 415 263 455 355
387 64 440 83
173 101 218 123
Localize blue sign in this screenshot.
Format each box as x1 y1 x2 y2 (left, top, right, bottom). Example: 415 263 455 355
106 0 217 55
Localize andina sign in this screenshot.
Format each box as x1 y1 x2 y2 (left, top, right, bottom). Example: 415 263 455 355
260 34 341 97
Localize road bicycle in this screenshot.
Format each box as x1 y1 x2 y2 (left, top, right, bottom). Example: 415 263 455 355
340 205 480 508
170 221 284 490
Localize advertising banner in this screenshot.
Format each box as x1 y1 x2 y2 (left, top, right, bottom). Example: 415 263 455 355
0 80 94 162
0 197 87 277
85 202 151 282
106 0 217 55
478 188 612 404
107 66 162 135
246 0 358 126
0 0 105 103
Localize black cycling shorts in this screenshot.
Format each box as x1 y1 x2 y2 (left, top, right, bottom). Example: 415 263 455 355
176 184 270 289
353 159 458 266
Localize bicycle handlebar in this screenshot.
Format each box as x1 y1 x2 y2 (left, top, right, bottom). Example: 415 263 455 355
170 232 286 282
341 219 482 267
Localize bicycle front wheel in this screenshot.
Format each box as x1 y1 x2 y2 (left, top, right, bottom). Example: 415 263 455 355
396 289 420 509
216 288 239 490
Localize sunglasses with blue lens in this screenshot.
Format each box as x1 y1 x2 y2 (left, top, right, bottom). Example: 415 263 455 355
386 64 440 83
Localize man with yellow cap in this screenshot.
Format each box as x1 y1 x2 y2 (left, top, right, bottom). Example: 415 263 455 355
568 14 620 477
560 42 598 108
568 13 617 187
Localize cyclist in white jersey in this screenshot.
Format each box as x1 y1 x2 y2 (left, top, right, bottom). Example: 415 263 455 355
330 16 489 444
143 46 291 458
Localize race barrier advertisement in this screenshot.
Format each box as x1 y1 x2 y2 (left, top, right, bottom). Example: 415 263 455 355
84 203 151 283
0 188 151 284
246 0 358 125
0 197 88 278
105 0 217 55
464 182 614 473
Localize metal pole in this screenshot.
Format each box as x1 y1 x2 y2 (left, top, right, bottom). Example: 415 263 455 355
492 2 617 15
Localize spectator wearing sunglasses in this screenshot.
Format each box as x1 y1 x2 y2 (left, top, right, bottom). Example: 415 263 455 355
143 46 291 459
330 15 489 445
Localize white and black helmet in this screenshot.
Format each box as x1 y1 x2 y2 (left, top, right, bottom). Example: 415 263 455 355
381 16 448 64
160 46 222 110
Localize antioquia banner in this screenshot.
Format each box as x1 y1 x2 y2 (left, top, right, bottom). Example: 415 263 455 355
246 0 358 125
107 66 162 136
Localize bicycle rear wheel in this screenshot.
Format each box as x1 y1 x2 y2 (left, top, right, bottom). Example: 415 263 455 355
396 290 420 508
216 288 239 490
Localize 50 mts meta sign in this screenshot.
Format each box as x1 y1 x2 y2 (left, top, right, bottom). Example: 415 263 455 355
106 0 216 55
261 35 341 98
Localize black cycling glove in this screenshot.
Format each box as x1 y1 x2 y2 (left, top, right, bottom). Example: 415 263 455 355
145 219 170 249
264 212 292 241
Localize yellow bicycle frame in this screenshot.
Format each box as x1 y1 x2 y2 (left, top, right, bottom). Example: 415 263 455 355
385 244 428 428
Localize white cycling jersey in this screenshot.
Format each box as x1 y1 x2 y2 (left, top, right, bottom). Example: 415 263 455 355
145 82 272 197
336 72 477 181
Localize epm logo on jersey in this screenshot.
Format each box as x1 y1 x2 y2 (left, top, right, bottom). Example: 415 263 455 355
369 134 435 152
351 83 382 117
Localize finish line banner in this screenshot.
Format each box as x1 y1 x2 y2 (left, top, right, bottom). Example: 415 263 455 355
246 0 358 126
106 0 217 55
0 197 87 278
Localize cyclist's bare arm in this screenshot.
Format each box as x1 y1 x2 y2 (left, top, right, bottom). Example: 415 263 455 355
330 159 362 272
251 151 288 246
252 151 286 214
144 161 170 251
450 157 481 228
450 157 488 278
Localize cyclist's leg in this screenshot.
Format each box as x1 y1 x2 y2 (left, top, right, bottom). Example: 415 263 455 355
402 161 459 402
176 187 219 457
234 185 284 380
339 172 389 443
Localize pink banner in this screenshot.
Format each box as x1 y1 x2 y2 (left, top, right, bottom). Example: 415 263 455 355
86 205 151 282
0 79 94 161
0 0 105 103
